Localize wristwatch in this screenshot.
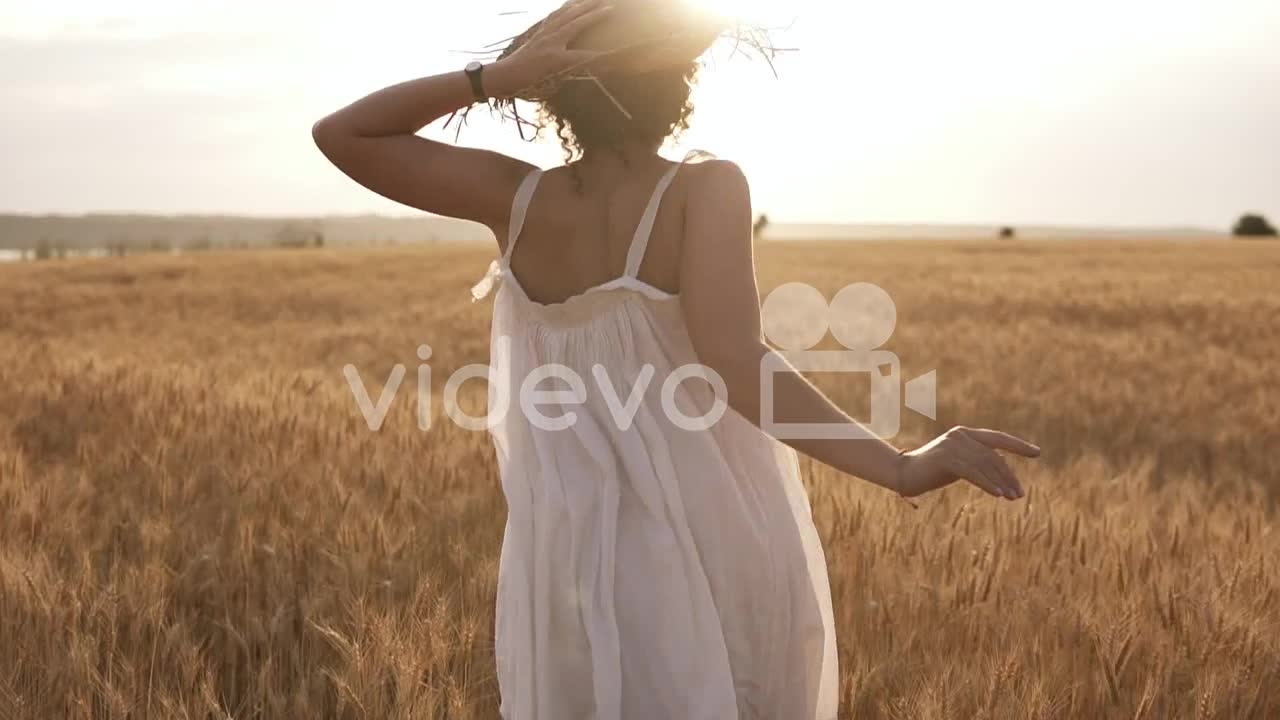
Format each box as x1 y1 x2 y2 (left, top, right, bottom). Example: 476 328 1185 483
464 61 487 103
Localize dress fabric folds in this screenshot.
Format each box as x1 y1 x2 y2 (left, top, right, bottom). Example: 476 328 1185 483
473 156 839 720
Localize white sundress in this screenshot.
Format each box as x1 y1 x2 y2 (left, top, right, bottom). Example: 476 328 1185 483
471 155 839 720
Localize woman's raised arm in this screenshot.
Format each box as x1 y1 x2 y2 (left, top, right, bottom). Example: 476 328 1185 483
312 0 614 231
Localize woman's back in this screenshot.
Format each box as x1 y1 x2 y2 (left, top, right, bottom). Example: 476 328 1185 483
473 152 704 317
498 153 698 306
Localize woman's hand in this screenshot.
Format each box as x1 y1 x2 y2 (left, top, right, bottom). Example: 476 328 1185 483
488 0 616 97
897 427 1041 500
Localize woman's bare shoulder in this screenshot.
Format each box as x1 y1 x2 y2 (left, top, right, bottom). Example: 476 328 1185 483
684 158 750 204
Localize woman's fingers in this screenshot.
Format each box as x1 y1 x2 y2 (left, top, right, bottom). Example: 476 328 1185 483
958 433 1024 499
504 1 614 84
978 451 1021 500
946 451 1005 499
526 0 603 45
965 428 1041 458
991 452 1023 499
546 0 605 26
961 463 1005 499
550 1 614 43
909 426 1038 502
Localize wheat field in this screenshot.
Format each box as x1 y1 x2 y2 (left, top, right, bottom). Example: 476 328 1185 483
0 239 1277 719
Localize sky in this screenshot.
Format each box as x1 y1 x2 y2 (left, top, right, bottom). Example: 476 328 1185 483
2 0 1277 229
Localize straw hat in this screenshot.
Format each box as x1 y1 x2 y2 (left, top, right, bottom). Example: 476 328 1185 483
453 0 785 136
498 0 727 96
565 0 725 64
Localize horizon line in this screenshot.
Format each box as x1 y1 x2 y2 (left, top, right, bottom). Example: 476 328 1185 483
0 211 1229 236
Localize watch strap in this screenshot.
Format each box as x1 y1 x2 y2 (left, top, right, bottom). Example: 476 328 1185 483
465 63 486 103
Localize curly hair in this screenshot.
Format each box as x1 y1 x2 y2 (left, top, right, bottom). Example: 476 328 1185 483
539 63 700 169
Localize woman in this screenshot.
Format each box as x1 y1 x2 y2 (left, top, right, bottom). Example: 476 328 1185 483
313 1 1039 717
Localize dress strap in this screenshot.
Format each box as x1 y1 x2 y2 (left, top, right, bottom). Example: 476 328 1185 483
623 151 698 279
503 168 544 266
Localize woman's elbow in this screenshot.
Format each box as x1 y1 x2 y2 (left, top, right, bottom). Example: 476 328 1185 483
311 116 338 152
312 113 359 156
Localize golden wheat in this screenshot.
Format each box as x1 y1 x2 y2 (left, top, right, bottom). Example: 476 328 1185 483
0 239 1277 719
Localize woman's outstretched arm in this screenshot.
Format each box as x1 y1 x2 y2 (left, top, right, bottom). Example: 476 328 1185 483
312 0 614 232
679 160 1040 500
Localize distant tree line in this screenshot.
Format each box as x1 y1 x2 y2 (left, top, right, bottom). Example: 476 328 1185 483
273 223 326 249
989 214 1277 241
9 211 1275 264
15 223 332 262
1233 213 1277 238
0 213 493 263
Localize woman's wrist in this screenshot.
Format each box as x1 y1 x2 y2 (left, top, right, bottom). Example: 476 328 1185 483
893 449 914 497
894 449 921 508
484 59 533 100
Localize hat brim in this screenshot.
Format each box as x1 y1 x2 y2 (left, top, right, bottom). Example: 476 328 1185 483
475 0 784 133
497 1 729 94
568 2 726 65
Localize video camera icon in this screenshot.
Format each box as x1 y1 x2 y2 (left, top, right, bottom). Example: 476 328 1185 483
760 282 936 441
